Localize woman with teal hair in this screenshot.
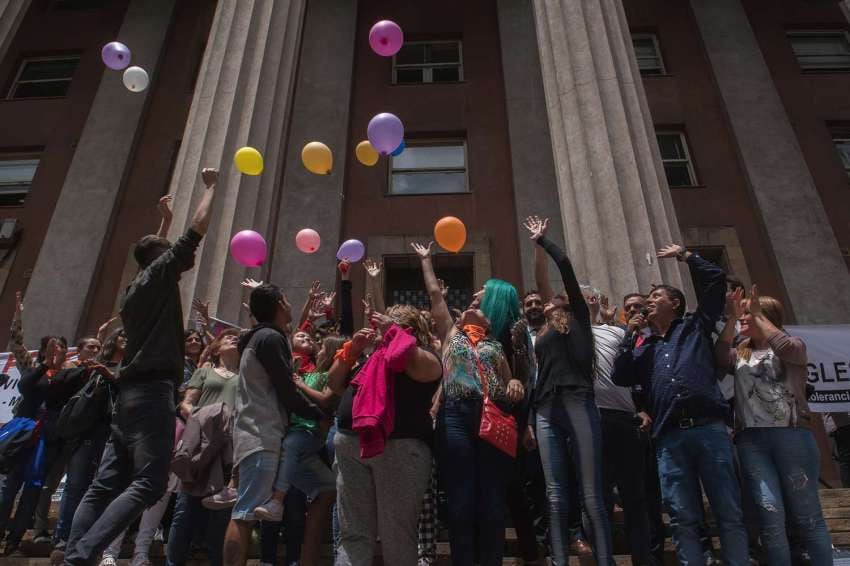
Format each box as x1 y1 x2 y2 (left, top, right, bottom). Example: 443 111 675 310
476 278 532 386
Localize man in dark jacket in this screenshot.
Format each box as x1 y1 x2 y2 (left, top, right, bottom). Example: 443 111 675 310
62 168 219 566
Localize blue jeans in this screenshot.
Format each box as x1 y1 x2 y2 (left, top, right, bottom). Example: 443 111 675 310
736 427 832 566
55 424 110 543
656 421 748 565
536 392 613 566
437 397 513 566
166 492 230 566
64 380 175 566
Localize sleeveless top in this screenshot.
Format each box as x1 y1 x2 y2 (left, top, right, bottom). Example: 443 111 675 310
442 332 508 403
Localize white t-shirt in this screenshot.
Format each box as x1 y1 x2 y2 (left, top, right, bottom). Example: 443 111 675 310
592 325 635 413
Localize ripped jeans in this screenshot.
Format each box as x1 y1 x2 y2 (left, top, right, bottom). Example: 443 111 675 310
736 427 832 566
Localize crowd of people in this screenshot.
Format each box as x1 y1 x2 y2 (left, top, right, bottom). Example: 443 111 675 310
0 166 836 566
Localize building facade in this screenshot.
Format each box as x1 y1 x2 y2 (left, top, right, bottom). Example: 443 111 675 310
0 0 849 346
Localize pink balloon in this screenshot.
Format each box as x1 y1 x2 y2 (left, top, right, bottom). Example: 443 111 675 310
296 228 321 254
230 230 267 267
369 20 403 57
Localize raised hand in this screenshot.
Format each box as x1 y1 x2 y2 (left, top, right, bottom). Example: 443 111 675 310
657 244 684 259
201 168 218 188
241 278 263 290
308 280 322 300
599 294 618 324
157 195 173 219
522 215 549 241
410 241 433 259
725 287 745 320
362 293 375 320
307 296 325 321
351 328 376 355
748 284 762 316
364 258 382 278
321 291 336 313
193 298 211 329
338 260 351 281
438 278 449 299
14 291 23 318
370 311 393 333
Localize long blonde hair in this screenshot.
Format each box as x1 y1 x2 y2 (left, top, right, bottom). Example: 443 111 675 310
737 295 785 362
387 304 432 349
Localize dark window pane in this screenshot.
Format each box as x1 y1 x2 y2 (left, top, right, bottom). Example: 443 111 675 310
656 134 684 159
428 43 460 64
19 59 78 81
11 80 72 99
395 68 424 84
391 171 467 194
432 66 460 82
0 192 27 206
663 163 694 187
395 44 426 65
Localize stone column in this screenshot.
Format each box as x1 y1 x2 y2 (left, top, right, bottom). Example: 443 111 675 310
267 0 358 313
23 0 175 345
530 0 691 303
691 0 850 323
164 0 309 326
0 0 30 63
496 0 567 295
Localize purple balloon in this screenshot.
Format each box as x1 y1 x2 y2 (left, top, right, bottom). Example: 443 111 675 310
367 113 404 156
336 239 365 263
369 20 404 57
230 230 267 267
102 41 131 71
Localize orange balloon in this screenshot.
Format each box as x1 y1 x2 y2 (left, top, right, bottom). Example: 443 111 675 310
434 216 467 253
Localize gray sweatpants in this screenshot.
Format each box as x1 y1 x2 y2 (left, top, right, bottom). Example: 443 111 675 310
334 432 432 566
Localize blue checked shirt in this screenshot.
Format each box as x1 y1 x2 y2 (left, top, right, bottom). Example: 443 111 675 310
612 254 729 438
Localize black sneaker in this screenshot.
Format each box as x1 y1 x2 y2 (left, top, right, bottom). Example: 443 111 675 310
33 530 52 544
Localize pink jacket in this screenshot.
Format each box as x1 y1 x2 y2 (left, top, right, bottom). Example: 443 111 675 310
351 324 417 458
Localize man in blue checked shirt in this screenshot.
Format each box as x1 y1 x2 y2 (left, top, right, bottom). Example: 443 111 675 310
613 244 748 566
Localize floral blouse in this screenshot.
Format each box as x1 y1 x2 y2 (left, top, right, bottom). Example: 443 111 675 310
442 332 508 403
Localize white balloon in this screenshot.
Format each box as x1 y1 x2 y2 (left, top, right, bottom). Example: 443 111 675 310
122 66 149 92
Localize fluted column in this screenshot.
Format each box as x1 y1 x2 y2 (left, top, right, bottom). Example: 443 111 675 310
165 0 307 326
24 0 175 345
531 0 691 301
0 0 30 63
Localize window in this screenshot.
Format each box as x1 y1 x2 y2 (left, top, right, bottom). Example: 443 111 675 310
0 156 39 206
384 254 473 311
656 132 697 187
7 57 80 99
390 140 468 195
632 34 665 75
52 0 106 8
788 31 850 70
832 132 850 178
392 41 463 84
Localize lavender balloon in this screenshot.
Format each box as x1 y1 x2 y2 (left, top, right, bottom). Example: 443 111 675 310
336 239 365 263
369 20 404 57
367 113 404 156
390 140 406 157
102 41 131 70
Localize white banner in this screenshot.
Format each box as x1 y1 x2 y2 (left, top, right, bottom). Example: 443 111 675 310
0 351 32 424
787 325 850 413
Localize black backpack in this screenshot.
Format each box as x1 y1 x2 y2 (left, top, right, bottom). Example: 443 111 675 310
57 375 112 440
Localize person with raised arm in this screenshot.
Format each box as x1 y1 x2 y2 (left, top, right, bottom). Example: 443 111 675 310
61 167 220 566
521 216 614 566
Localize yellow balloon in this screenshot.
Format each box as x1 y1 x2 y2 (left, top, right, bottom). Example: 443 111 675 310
355 140 379 166
434 216 467 253
302 142 333 175
234 147 263 176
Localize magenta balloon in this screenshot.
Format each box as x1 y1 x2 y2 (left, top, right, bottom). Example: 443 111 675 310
102 42 131 70
368 20 404 57
367 113 404 156
230 230 267 267
296 228 321 254
336 239 365 263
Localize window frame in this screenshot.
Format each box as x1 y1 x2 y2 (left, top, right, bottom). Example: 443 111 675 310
388 138 470 196
6 55 81 100
656 131 698 188
391 40 464 85
832 131 850 179
631 33 666 76
787 30 850 71
0 152 41 208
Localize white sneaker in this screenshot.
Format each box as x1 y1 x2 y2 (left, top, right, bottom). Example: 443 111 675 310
202 486 238 510
99 556 117 566
253 498 284 522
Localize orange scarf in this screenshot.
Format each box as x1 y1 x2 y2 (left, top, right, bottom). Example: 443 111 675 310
463 324 486 346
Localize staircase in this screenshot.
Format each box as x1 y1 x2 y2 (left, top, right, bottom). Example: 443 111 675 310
3 489 850 565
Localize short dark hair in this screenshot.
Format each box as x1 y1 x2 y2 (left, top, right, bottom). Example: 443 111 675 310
250 284 283 324
522 290 541 301
37 334 68 363
76 335 99 350
623 292 646 305
652 284 686 318
134 235 171 268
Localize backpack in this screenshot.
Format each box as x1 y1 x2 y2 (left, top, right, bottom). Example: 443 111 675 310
0 417 41 473
56 375 112 440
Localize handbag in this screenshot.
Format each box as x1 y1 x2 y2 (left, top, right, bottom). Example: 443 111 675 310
57 374 111 440
468 336 518 458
